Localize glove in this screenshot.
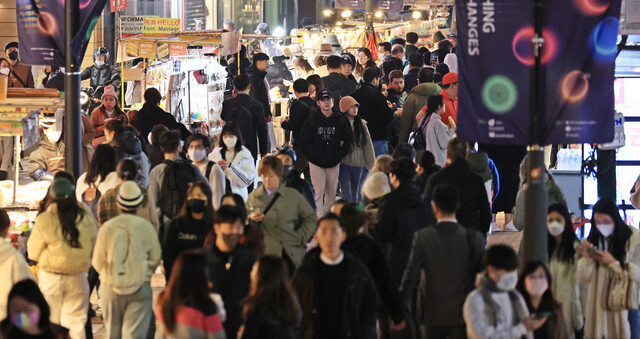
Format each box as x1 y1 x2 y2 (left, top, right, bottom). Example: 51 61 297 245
32 169 54 181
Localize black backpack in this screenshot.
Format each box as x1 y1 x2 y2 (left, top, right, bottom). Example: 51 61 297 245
158 159 199 220
410 113 429 151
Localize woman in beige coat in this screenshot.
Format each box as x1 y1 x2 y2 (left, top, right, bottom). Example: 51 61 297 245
577 198 640 338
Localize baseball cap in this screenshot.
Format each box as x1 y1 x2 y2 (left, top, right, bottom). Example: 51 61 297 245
317 90 331 100
49 178 74 200
442 72 458 86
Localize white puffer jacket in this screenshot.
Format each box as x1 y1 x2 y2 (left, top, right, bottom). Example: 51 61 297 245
208 146 257 201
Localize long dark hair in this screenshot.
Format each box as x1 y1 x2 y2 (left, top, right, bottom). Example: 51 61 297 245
587 198 632 266
516 261 557 314
37 171 75 215
355 48 377 79
54 192 84 248
306 74 324 94
346 114 367 152
426 94 444 116
547 203 577 263
85 144 117 185
158 251 213 335
178 181 214 226
4 280 51 330
218 122 244 153
242 255 300 327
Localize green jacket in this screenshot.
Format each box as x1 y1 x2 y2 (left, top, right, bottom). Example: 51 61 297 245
246 185 317 267
398 83 442 146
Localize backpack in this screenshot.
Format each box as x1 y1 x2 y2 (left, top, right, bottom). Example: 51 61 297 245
158 159 199 220
107 222 146 295
82 182 101 220
409 110 430 151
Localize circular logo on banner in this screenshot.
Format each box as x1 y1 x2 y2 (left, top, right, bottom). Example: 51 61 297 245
512 27 559 67
482 75 518 114
560 70 590 103
592 17 619 61
37 12 58 36
573 0 610 16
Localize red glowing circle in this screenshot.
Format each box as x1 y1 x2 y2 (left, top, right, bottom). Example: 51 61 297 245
511 26 559 66
37 12 58 36
560 70 589 103
573 0 610 16
58 0 92 9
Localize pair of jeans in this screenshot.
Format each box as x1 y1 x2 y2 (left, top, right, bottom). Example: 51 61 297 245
338 164 365 202
373 140 389 157
629 308 639 339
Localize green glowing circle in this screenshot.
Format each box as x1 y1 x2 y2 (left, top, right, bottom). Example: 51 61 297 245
482 75 518 114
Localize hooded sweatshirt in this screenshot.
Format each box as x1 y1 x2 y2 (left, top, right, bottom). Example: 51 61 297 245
110 130 151 187
398 82 442 145
298 110 351 169
0 240 36 320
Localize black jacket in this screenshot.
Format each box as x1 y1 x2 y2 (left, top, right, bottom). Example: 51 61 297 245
373 182 428 285
405 45 418 59
266 61 294 98
162 217 209 278
404 68 420 93
80 64 121 94
228 57 251 77
246 63 272 118
298 110 351 169
321 72 356 109
281 96 316 146
221 94 268 159
283 169 316 211
205 244 256 339
45 70 65 91
145 144 165 170
292 249 380 339
342 234 404 323
242 305 300 339
350 83 394 141
400 221 485 326
424 159 492 234
134 103 191 141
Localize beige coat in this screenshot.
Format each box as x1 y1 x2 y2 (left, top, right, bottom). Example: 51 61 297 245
549 243 583 338
246 185 316 267
27 203 98 275
577 227 640 338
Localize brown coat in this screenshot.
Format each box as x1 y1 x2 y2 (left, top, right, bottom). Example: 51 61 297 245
90 105 128 148
9 63 34 88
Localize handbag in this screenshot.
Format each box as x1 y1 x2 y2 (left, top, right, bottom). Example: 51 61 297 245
604 263 640 311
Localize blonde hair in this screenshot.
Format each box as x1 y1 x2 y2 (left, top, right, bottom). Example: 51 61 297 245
373 155 393 174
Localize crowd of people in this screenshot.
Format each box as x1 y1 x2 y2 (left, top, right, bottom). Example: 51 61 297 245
1 29 640 339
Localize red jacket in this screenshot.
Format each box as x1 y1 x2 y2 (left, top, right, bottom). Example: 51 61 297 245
439 89 458 127
90 105 128 148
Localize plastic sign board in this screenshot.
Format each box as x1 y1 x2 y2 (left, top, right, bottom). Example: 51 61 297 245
143 18 182 34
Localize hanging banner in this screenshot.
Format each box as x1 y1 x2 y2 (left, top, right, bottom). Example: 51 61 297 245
456 0 621 145
111 0 127 12
143 18 182 34
16 0 108 66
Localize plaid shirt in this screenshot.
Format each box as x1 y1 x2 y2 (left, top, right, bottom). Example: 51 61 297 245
97 183 159 230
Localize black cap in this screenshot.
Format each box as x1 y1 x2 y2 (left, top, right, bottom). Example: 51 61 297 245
4 42 18 51
317 90 331 100
253 52 270 63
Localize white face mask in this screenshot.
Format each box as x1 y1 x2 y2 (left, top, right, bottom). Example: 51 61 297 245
45 130 62 142
95 60 105 67
597 223 615 237
547 221 564 237
496 270 518 291
223 136 238 149
525 277 548 297
0 68 9 75
188 149 207 162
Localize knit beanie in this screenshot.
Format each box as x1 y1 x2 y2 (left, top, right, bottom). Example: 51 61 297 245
361 172 391 200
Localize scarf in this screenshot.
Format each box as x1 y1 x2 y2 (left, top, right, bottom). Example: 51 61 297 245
477 273 529 328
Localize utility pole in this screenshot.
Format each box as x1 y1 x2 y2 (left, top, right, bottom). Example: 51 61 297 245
521 0 548 266
64 0 82 178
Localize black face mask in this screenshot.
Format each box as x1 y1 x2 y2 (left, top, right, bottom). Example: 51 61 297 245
8 51 17 61
221 234 239 249
188 198 207 213
282 165 294 177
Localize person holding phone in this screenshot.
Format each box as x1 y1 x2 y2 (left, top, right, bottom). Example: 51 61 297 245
517 261 570 339
577 198 640 339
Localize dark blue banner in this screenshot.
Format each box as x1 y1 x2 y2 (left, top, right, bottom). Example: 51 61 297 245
456 0 621 145
16 0 108 66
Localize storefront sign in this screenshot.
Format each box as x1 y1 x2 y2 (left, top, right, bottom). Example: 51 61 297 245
120 16 154 37
456 0 621 145
16 0 108 66
137 42 156 58
169 44 188 57
143 18 182 34
111 0 128 12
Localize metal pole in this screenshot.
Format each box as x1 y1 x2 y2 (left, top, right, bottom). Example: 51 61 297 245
64 0 82 178
521 0 548 265
365 0 374 31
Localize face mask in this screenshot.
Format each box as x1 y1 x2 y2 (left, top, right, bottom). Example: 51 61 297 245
547 221 564 237
45 130 62 142
95 60 104 67
597 223 615 237
188 149 206 162
496 270 518 291
223 136 238 149
221 233 239 249
11 311 39 332
8 51 18 61
188 198 207 213
0 68 9 75
526 277 548 297
282 165 294 177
